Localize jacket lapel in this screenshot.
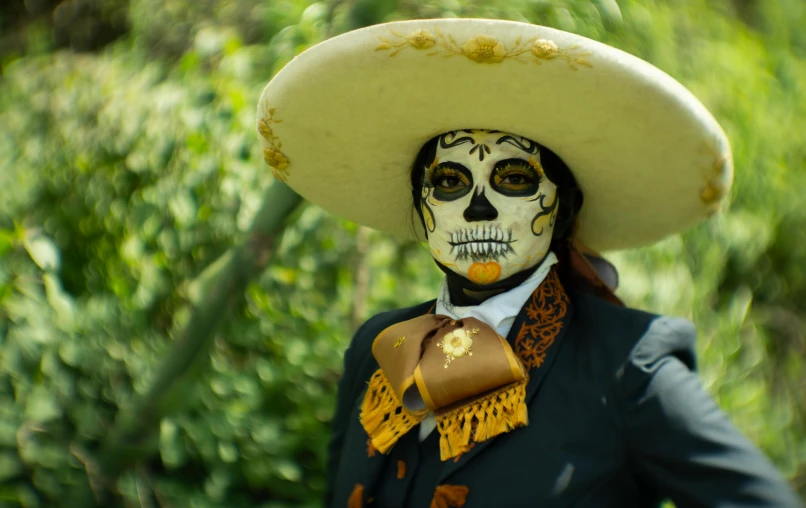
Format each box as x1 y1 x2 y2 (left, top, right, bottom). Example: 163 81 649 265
436 269 573 483
350 301 438 503
332 400 389 505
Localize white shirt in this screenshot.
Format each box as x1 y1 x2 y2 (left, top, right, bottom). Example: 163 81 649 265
419 252 559 441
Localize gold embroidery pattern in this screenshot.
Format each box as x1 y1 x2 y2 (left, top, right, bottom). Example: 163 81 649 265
376 29 592 69
437 328 479 368
258 108 289 182
393 336 406 348
514 269 569 369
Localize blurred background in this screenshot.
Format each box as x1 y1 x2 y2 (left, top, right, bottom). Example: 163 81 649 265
0 0 805 506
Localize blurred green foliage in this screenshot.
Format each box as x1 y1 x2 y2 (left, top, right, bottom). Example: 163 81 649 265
0 0 804 506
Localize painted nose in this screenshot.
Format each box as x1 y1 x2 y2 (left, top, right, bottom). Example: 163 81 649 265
463 188 498 222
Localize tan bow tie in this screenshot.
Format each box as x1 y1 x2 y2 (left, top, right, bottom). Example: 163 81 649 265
361 315 528 461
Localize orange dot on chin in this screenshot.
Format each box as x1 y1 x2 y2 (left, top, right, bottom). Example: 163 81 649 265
468 262 502 285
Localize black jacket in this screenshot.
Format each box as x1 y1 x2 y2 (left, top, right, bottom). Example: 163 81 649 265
326 282 802 507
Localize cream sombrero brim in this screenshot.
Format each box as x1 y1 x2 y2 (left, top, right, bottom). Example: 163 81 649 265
257 18 732 251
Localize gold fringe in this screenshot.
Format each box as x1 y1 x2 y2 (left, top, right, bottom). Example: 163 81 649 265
360 369 423 454
436 379 528 461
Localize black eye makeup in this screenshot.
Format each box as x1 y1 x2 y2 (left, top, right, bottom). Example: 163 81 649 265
490 158 540 196
424 161 474 201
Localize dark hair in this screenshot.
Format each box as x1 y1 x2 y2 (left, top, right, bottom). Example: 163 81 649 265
409 133 584 259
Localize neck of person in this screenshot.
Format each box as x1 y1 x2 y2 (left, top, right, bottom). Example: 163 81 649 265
435 259 545 307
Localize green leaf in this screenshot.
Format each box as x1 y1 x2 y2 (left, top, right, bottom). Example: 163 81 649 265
43 274 76 327
0 452 23 482
24 387 61 423
23 231 60 272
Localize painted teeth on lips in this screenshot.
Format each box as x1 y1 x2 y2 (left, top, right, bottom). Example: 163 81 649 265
450 227 510 244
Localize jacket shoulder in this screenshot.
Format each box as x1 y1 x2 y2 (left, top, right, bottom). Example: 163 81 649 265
568 290 697 372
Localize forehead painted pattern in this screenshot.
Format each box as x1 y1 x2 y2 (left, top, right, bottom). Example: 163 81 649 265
436 130 540 165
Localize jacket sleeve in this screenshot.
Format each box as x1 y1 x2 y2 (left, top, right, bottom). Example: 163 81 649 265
619 316 803 508
324 320 375 507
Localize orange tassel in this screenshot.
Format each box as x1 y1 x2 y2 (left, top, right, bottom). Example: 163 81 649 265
430 484 469 508
367 438 377 457
436 379 528 460
360 370 424 453
348 483 363 508
396 460 406 479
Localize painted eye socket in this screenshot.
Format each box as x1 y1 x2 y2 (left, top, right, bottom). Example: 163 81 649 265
491 161 539 196
428 164 473 201
435 170 468 191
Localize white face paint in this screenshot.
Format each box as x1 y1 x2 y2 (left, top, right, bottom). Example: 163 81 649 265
419 130 559 285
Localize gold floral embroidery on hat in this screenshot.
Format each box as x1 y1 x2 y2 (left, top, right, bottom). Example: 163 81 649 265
437 327 479 368
258 107 289 182
698 139 732 212
376 28 592 70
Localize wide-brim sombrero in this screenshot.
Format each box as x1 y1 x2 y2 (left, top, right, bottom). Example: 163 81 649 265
256 18 732 252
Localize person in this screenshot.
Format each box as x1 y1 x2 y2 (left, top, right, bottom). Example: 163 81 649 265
256 19 803 508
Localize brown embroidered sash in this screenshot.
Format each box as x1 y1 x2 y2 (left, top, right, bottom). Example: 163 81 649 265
360 315 528 460
360 267 570 461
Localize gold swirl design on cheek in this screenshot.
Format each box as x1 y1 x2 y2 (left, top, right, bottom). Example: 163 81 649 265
421 186 436 233
430 248 458 269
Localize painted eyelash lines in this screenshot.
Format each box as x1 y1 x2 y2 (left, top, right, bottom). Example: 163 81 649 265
447 225 516 262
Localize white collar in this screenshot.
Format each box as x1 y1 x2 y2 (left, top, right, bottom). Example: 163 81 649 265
421 252 558 441
434 252 558 337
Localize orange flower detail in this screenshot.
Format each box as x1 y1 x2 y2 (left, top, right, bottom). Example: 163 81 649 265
348 483 364 508
431 484 469 508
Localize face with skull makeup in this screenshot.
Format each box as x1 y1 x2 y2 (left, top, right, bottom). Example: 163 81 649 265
419 130 559 285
